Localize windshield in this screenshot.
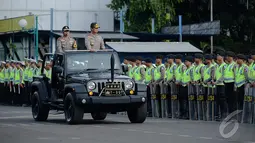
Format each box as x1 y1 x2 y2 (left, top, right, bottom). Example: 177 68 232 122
66 52 122 73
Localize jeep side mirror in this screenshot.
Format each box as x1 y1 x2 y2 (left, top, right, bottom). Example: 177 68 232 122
54 66 63 74
122 65 128 72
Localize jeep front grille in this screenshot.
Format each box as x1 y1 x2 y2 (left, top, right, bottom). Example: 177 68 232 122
97 81 125 96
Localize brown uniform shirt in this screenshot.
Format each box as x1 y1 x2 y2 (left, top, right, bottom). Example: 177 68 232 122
56 36 77 53
85 33 105 50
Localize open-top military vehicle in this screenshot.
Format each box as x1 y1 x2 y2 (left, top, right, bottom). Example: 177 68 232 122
31 50 147 124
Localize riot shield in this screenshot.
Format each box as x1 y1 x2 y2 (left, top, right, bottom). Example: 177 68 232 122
241 84 253 123
171 82 179 119
188 84 196 120
206 86 216 121
160 82 169 118
196 84 206 120
150 83 160 118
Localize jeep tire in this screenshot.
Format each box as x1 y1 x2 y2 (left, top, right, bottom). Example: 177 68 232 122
31 91 49 121
91 112 107 120
64 93 84 124
127 103 147 123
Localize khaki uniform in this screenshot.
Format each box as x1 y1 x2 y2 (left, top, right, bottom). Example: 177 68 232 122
85 33 105 50
56 36 77 53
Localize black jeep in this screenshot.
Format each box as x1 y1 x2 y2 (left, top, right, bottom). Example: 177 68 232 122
30 50 147 124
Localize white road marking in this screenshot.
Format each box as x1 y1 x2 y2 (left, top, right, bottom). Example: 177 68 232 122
159 133 173 136
1 123 16 127
37 137 56 140
92 125 103 128
126 129 137 132
178 134 192 138
143 131 156 134
19 123 30 126
111 127 120 130
0 114 63 120
199 137 213 140
30 123 43 126
0 115 32 119
69 137 80 140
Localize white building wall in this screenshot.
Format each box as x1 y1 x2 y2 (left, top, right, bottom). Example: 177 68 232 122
0 0 114 31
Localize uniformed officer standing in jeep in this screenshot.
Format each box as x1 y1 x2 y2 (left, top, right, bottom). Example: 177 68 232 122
85 22 105 51
56 26 77 53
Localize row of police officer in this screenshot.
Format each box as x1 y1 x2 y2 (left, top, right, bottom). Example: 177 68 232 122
123 51 255 121
0 58 52 106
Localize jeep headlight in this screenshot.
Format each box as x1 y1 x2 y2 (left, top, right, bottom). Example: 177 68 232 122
87 82 96 90
125 80 134 89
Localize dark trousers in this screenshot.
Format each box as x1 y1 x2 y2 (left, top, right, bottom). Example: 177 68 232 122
225 82 236 113
0 83 4 103
8 82 15 105
4 82 8 104
179 86 188 118
24 81 31 105
237 85 245 110
146 85 152 116
14 84 22 105
216 85 227 118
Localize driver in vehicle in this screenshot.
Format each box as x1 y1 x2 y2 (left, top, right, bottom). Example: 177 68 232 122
85 22 105 51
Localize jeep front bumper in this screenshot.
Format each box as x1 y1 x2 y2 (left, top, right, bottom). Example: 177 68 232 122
76 94 146 105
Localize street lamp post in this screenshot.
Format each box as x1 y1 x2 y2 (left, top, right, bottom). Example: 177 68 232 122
18 15 39 61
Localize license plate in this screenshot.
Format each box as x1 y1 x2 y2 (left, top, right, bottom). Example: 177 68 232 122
104 90 122 96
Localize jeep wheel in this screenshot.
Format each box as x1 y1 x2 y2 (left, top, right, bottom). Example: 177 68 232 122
64 93 84 124
127 103 147 123
91 112 107 120
31 91 49 121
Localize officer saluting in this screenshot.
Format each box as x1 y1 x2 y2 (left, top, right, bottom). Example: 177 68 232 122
56 26 77 53
85 22 105 51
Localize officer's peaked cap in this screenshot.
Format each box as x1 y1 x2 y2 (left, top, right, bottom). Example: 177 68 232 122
156 55 164 59
166 54 175 59
226 51 235 57
90 22 100 29
185 56 193 62
145 58 152 63
175 54 183 59
62 26 70 31
236 54 246 60
216 51 225 57
194 53 203 59
204 54 213 60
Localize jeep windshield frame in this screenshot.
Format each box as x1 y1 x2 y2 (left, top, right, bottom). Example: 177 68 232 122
64 51 122 76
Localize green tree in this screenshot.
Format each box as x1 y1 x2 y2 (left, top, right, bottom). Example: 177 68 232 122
107 0 183 33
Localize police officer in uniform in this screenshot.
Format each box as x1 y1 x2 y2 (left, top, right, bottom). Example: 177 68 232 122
56 26 77 53
213 52 227 120
128 57 137 79
235 54 249 111
224 51 236 113
134 56 145 83
85 23 105 51
180 56 194 119
144 58 155 116
0 62 5 103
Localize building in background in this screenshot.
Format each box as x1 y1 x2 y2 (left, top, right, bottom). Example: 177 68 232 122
0 0 126 61
0 0 114 31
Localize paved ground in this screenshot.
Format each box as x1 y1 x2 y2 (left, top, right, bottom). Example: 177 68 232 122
0 105 255 143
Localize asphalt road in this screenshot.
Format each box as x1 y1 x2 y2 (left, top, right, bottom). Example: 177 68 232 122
0 105 255 143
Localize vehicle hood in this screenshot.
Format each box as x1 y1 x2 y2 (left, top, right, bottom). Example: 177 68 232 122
68 72 130 82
